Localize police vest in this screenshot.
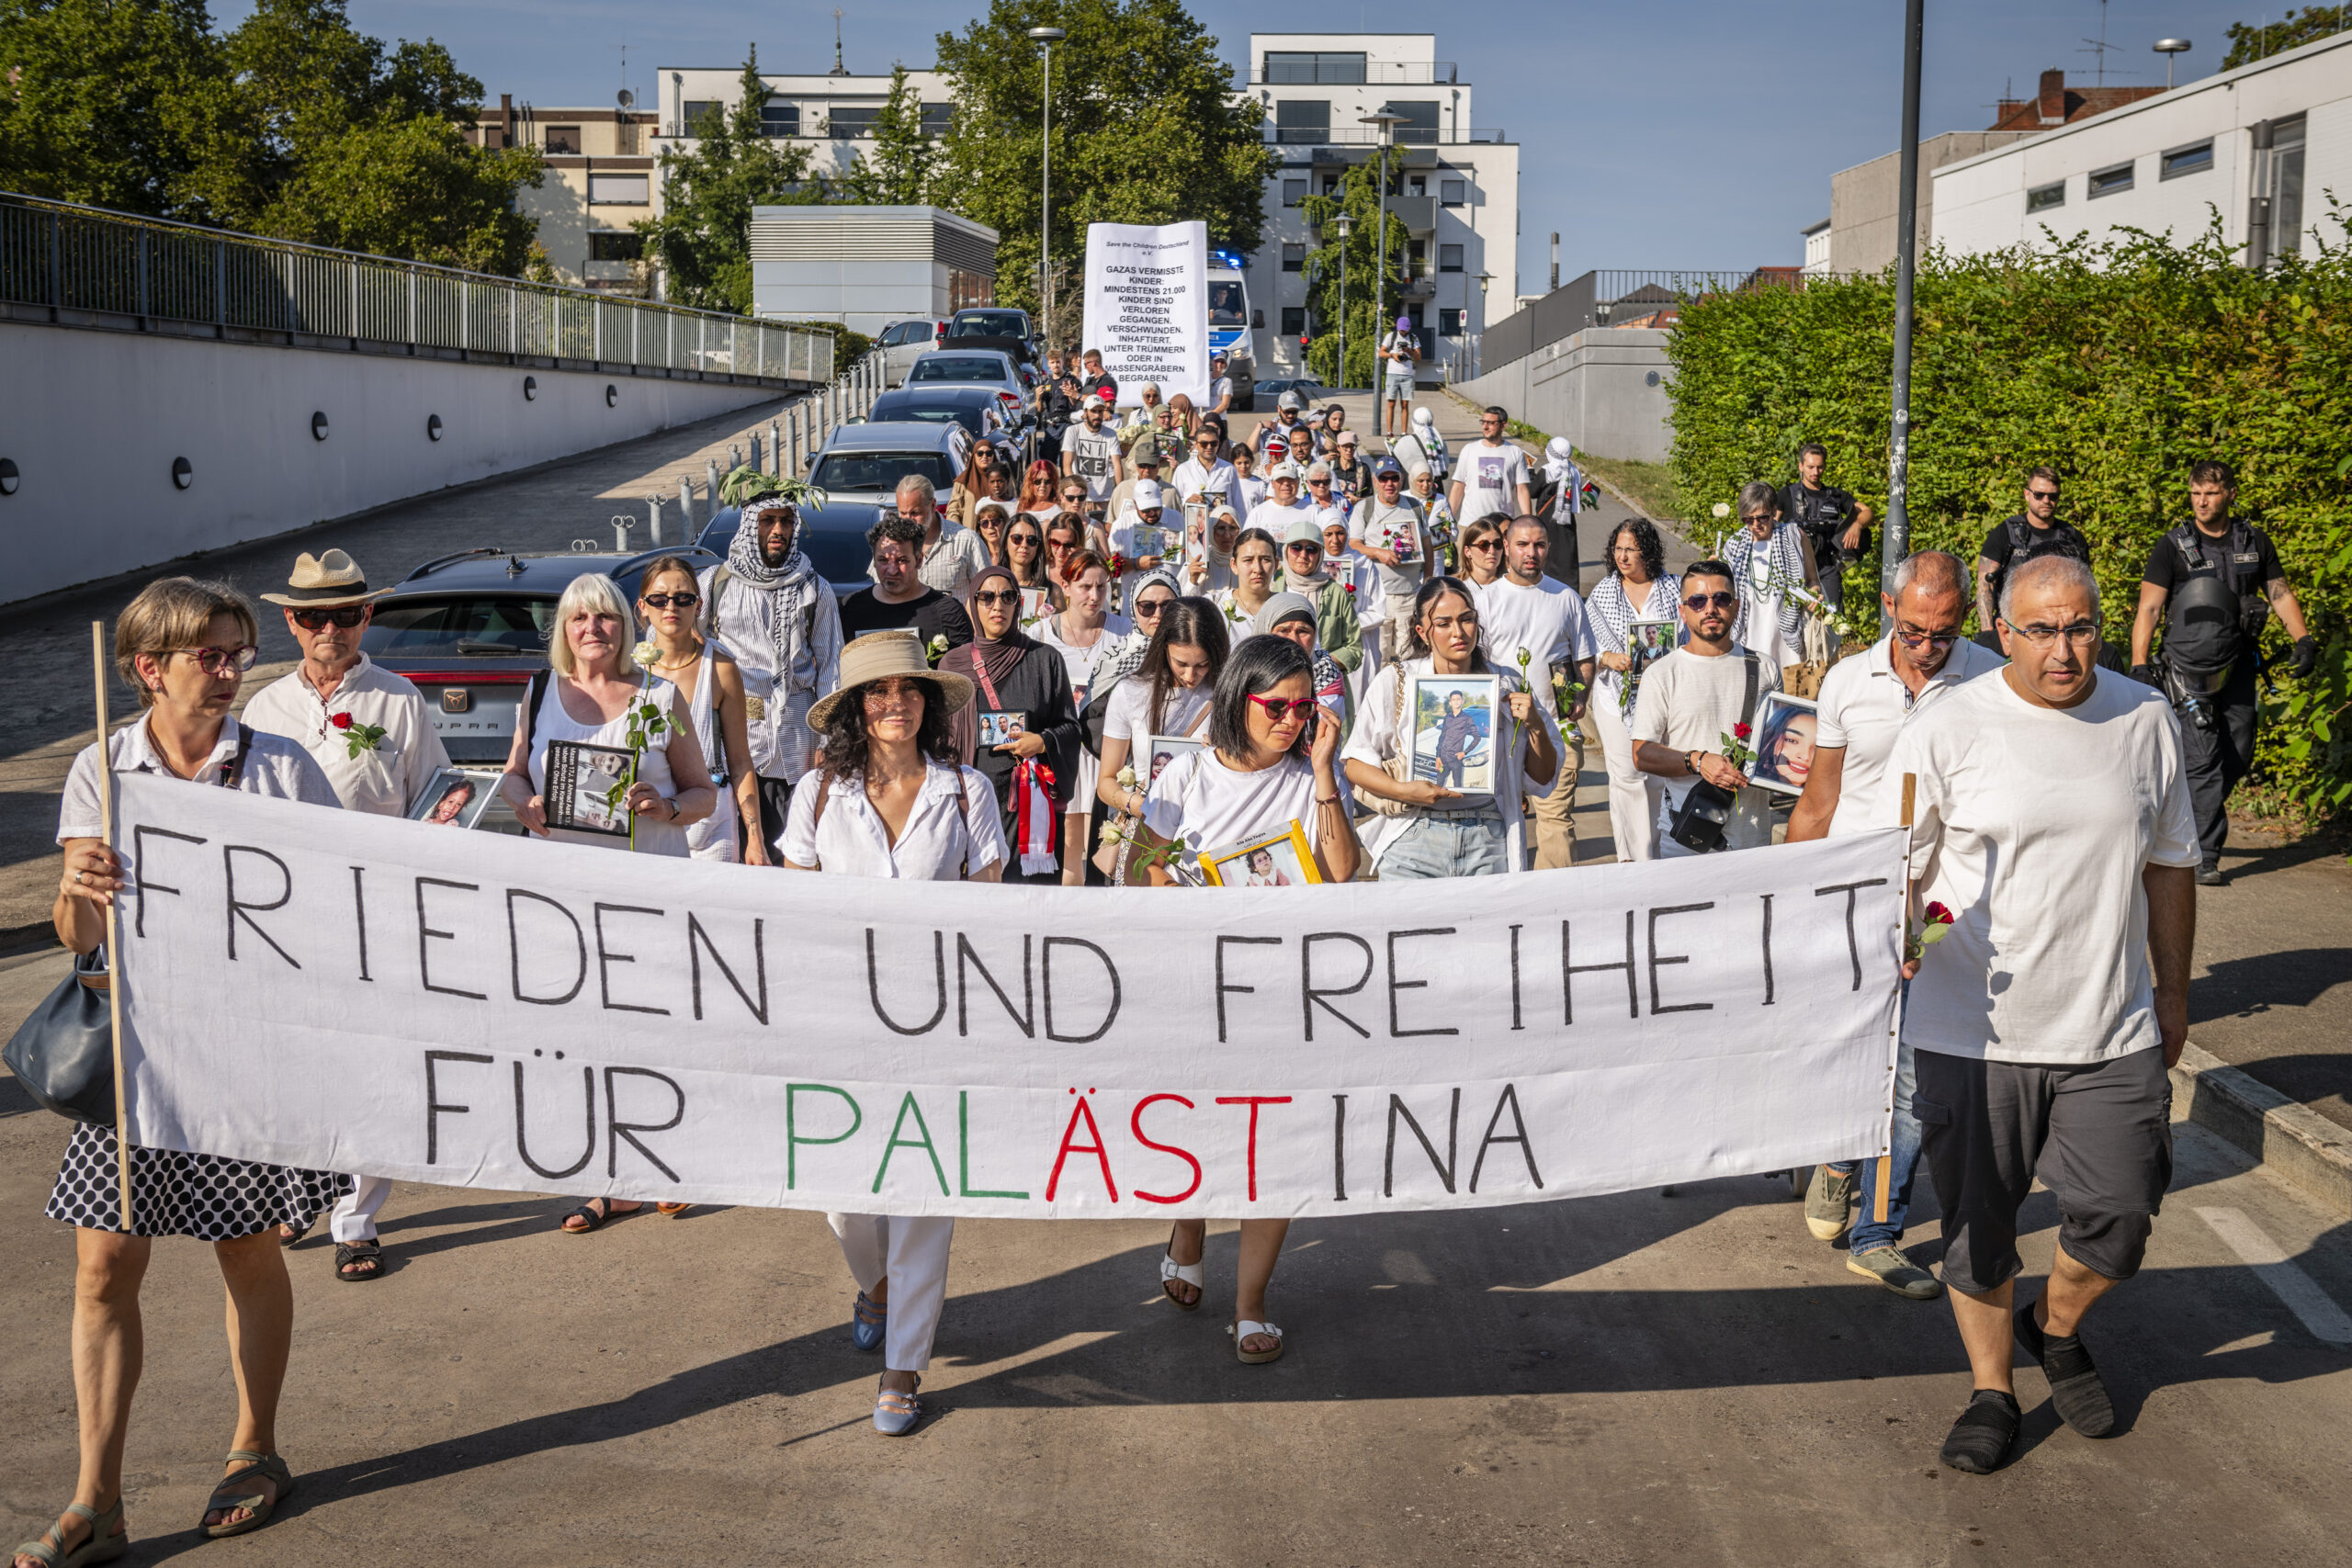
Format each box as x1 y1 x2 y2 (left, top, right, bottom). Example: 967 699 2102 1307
2165 520 2269 660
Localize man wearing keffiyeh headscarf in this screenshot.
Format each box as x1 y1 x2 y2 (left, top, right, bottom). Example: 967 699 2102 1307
700 495 843 852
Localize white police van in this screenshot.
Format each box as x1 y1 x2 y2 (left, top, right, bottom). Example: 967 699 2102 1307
1207 250 1258 411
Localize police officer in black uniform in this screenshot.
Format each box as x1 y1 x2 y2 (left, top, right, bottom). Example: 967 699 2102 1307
1975 468 2089 631
2131 460 2317 885
1781 442 1874 613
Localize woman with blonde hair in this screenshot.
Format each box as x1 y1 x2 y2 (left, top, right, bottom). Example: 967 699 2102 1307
35 577 345 1561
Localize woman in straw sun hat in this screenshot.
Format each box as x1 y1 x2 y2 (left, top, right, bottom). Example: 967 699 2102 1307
778 629 1004 1436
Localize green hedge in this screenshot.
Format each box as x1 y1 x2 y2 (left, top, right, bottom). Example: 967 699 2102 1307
1664 220 2352 819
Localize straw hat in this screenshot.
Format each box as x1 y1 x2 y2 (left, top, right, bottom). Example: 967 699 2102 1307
808 629 974 730
260 549 390 607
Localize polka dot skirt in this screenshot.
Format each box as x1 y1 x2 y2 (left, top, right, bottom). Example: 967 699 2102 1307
47 1122 352 1240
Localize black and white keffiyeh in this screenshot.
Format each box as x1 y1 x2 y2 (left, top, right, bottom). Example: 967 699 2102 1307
725 501 820 692
1723 526 1809 647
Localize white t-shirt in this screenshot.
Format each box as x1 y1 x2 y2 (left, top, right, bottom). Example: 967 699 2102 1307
1629 644 1781 851
1233 473 1268 513
1245 498 1318 540
1454 439 1528 522
1343 658 1561 871
1102 677 1213 745
779 761 1007 879
1894 671 2199 1067
1349 497 1427 600
1206 376 1234 409
1031 614 1134 712
1380 331 1419 380
1813 633 2003 839
1329 550 1385 624
1142 749 1323 862
1066 425 1123 502
1476 575 1598 697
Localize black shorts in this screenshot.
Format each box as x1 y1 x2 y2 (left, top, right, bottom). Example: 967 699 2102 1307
1916 1046 2173 1295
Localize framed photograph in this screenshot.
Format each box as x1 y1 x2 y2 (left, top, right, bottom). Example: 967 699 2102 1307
1628 617 1679 660
406 767 496 829
978 709 1028 750
541 739 635 837
1406 672 1499 796
1747 692 1821 798
1199 820 1321 888
1018 586 1054 627
1138 732 1206 787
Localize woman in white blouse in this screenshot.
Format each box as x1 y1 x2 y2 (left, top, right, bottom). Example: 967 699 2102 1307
1030 550 1133 884
1584 519 1682 862
1133 635 1360 1364
778 631 1004 1435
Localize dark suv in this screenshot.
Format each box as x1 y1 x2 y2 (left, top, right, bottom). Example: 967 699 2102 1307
361 545 716 765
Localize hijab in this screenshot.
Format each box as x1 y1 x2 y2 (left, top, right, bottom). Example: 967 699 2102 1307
1089 568 1179 707
1250 593 1347 720
723 500 820 690
942 564 1043 763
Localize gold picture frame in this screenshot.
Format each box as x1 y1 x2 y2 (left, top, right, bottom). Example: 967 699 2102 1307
1199 818 1322 888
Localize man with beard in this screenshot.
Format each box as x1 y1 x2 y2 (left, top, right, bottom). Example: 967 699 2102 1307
701 492 844 851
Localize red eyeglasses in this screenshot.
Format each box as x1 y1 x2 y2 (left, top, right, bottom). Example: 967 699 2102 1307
1247 693 1319 722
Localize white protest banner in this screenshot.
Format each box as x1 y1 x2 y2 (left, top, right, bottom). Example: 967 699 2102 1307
109 774 1904 1220
1080 220 1209 406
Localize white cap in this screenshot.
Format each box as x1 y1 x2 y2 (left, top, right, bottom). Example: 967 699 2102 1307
1134 479 1164 510
1269 461 1302 482
1083 392 1108 410
1336 431 1359 447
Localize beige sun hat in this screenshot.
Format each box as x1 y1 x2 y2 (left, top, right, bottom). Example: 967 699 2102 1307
807 628 975 731
259 548 390 607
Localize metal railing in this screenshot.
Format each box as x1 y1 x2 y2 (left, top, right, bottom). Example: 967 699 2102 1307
1478 269 1775 374
0 190 833 385
1251 61 1460 85
1265 126 1507 147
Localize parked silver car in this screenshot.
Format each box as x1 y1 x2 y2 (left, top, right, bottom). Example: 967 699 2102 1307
903 348 1029 435
876 318 950 387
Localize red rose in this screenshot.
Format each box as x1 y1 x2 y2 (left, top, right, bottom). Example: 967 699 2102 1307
1732 722 1751 739
330 713 354 730
1926 900 1954 925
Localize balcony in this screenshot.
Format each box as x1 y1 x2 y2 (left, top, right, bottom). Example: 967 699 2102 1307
1252 61 1460 85
1262 126 1507 148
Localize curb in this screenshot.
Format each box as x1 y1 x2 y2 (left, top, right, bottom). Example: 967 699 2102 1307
2172 1042 2352 1220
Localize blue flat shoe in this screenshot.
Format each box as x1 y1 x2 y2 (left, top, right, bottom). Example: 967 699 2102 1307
874 1379 922 1436
850 1291 887 1353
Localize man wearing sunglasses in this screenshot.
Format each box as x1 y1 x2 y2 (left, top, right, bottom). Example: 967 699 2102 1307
1630 559 1781 856
1974 468 2086 633
1786 550 1999 1300
247 548 451 1283
1172 424 1243 522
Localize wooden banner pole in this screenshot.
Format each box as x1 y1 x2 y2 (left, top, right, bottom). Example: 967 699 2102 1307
94 622 134 1233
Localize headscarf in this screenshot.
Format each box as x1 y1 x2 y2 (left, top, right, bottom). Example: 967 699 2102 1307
1542 436 1577 487
1201 505 1238 593
940 564 1041 763
1248 592 1317 639
1250 593 1348 721
725 500 820 691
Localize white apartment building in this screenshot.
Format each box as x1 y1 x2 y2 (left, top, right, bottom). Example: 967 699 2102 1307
468 96 660 291
1242 33 1520 383
1932 32 2352 265
653 63 955 183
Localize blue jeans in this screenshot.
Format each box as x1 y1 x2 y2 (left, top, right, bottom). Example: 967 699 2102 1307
1832 1038 1921 1255
1380 813 1510 879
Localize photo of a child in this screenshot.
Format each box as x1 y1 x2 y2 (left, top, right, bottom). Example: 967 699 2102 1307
1407 674 1498 795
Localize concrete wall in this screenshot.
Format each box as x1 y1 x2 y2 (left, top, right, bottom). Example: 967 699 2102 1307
1827 131 2040 275
1453 327 1673 464
753 260 953 337
0 323 780 604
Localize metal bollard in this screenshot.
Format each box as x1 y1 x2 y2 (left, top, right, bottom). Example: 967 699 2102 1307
646 493 665 544
679 474 694 529
769 418 782 474
749 434 763 473
706 457 721 509
729 443 742 472
612 515 632 551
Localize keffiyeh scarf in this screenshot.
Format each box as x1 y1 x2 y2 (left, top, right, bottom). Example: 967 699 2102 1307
725 502 820 693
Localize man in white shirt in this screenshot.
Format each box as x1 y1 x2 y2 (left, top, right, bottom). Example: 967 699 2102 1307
888 473 991 598
1890 554 2197 1477
703 494 845 849
1204 352 1234 419
1347 459 1429 661
1476 515 1597 870
1060 394 1124 508
1379 316 1419 437
1172 423 1243 522
1784 551 2000 1301
1632 559 1781 857
1244 462 1317 539
1448 405 1532 524
246 548 448 1281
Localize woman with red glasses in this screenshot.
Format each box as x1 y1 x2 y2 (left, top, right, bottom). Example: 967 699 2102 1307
1131 634 1360 1364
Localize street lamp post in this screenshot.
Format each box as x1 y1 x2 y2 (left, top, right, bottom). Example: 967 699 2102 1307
1884 0 1923 594
1335 211 1352 391
1360 110 1405 382
1476 270 1493 379
2154 38 2191 90
1028 26 1067 341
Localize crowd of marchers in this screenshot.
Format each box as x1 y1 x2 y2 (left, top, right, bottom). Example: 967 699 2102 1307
15 378 2325 1562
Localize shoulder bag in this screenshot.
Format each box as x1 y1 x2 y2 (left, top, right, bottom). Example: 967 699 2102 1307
1665 654 1759 856
1353 662 1421 818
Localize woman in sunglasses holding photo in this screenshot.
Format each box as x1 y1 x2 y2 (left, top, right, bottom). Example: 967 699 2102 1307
1003 514 1063 621
636 556 765 863
1129 634 1360 1364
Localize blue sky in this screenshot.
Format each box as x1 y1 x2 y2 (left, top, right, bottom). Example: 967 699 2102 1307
250 0 2262 293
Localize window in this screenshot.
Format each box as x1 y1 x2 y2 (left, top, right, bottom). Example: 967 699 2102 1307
1274 99 1331 145
1320 175 1339 195
588 173 650 205
1408 239 1426 267
588 232 643 263
1384 100 1440 145
1406 175 1427 197
2087 161 2134 198
826 106 881 139
1263 51 1366 84
2273 115 2308 256
761 98 799 137
681 100 723 135
1281 306 1306 335
2026 180 2065 213
1438 308 1464 336
1438 243 1464 273
1440 178 1466 206
1282 178 1307 208
921 103 954 137
543 125 581 154
1281 243 1306 273
2160 140 2214 180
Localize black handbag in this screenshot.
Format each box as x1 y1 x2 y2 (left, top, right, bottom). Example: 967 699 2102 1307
4 949 117 1124
1666 654 1760 856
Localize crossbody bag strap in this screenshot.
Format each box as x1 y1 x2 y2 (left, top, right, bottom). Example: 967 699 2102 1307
955 769 973 882
220 726 256 788
1740 654 1761 729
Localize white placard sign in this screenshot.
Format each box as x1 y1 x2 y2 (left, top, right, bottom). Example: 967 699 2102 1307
107 774 1905 1219
1080 220 1209 406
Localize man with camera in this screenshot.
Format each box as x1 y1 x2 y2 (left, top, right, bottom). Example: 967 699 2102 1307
2129 461 2315 886
1631 558 1781 857
1781 442 1873 614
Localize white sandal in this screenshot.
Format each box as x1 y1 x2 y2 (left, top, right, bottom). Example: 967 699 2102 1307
1159 1248 1204 1312
1229 1318 1284 1364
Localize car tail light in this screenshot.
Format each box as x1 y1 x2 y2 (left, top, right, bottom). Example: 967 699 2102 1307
935 322 947 345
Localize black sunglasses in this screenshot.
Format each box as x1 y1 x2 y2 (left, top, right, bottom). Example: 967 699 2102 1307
974 590 1023 607
1683 591 1739 611
291 605 368 630
640 592 699 610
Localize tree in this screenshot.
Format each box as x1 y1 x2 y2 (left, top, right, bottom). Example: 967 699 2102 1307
263 113 543 272
930 0 1277 325
833 65 936 206
0 0 222 215
2223 6 2349 67
639 46 820 312
1297 164 1409 389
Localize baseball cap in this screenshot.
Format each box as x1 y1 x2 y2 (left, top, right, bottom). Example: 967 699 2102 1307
1396 316 1412 331
1277 390 1304 412
1336 431 1358 448
1134 479 1164 511
1282 515 1323 548
1082 392 1108 410
1211 351 1227 363
1269 461 1302 482
1129 437 1161 464
1371 457 1403 479
1265 434 1290 457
